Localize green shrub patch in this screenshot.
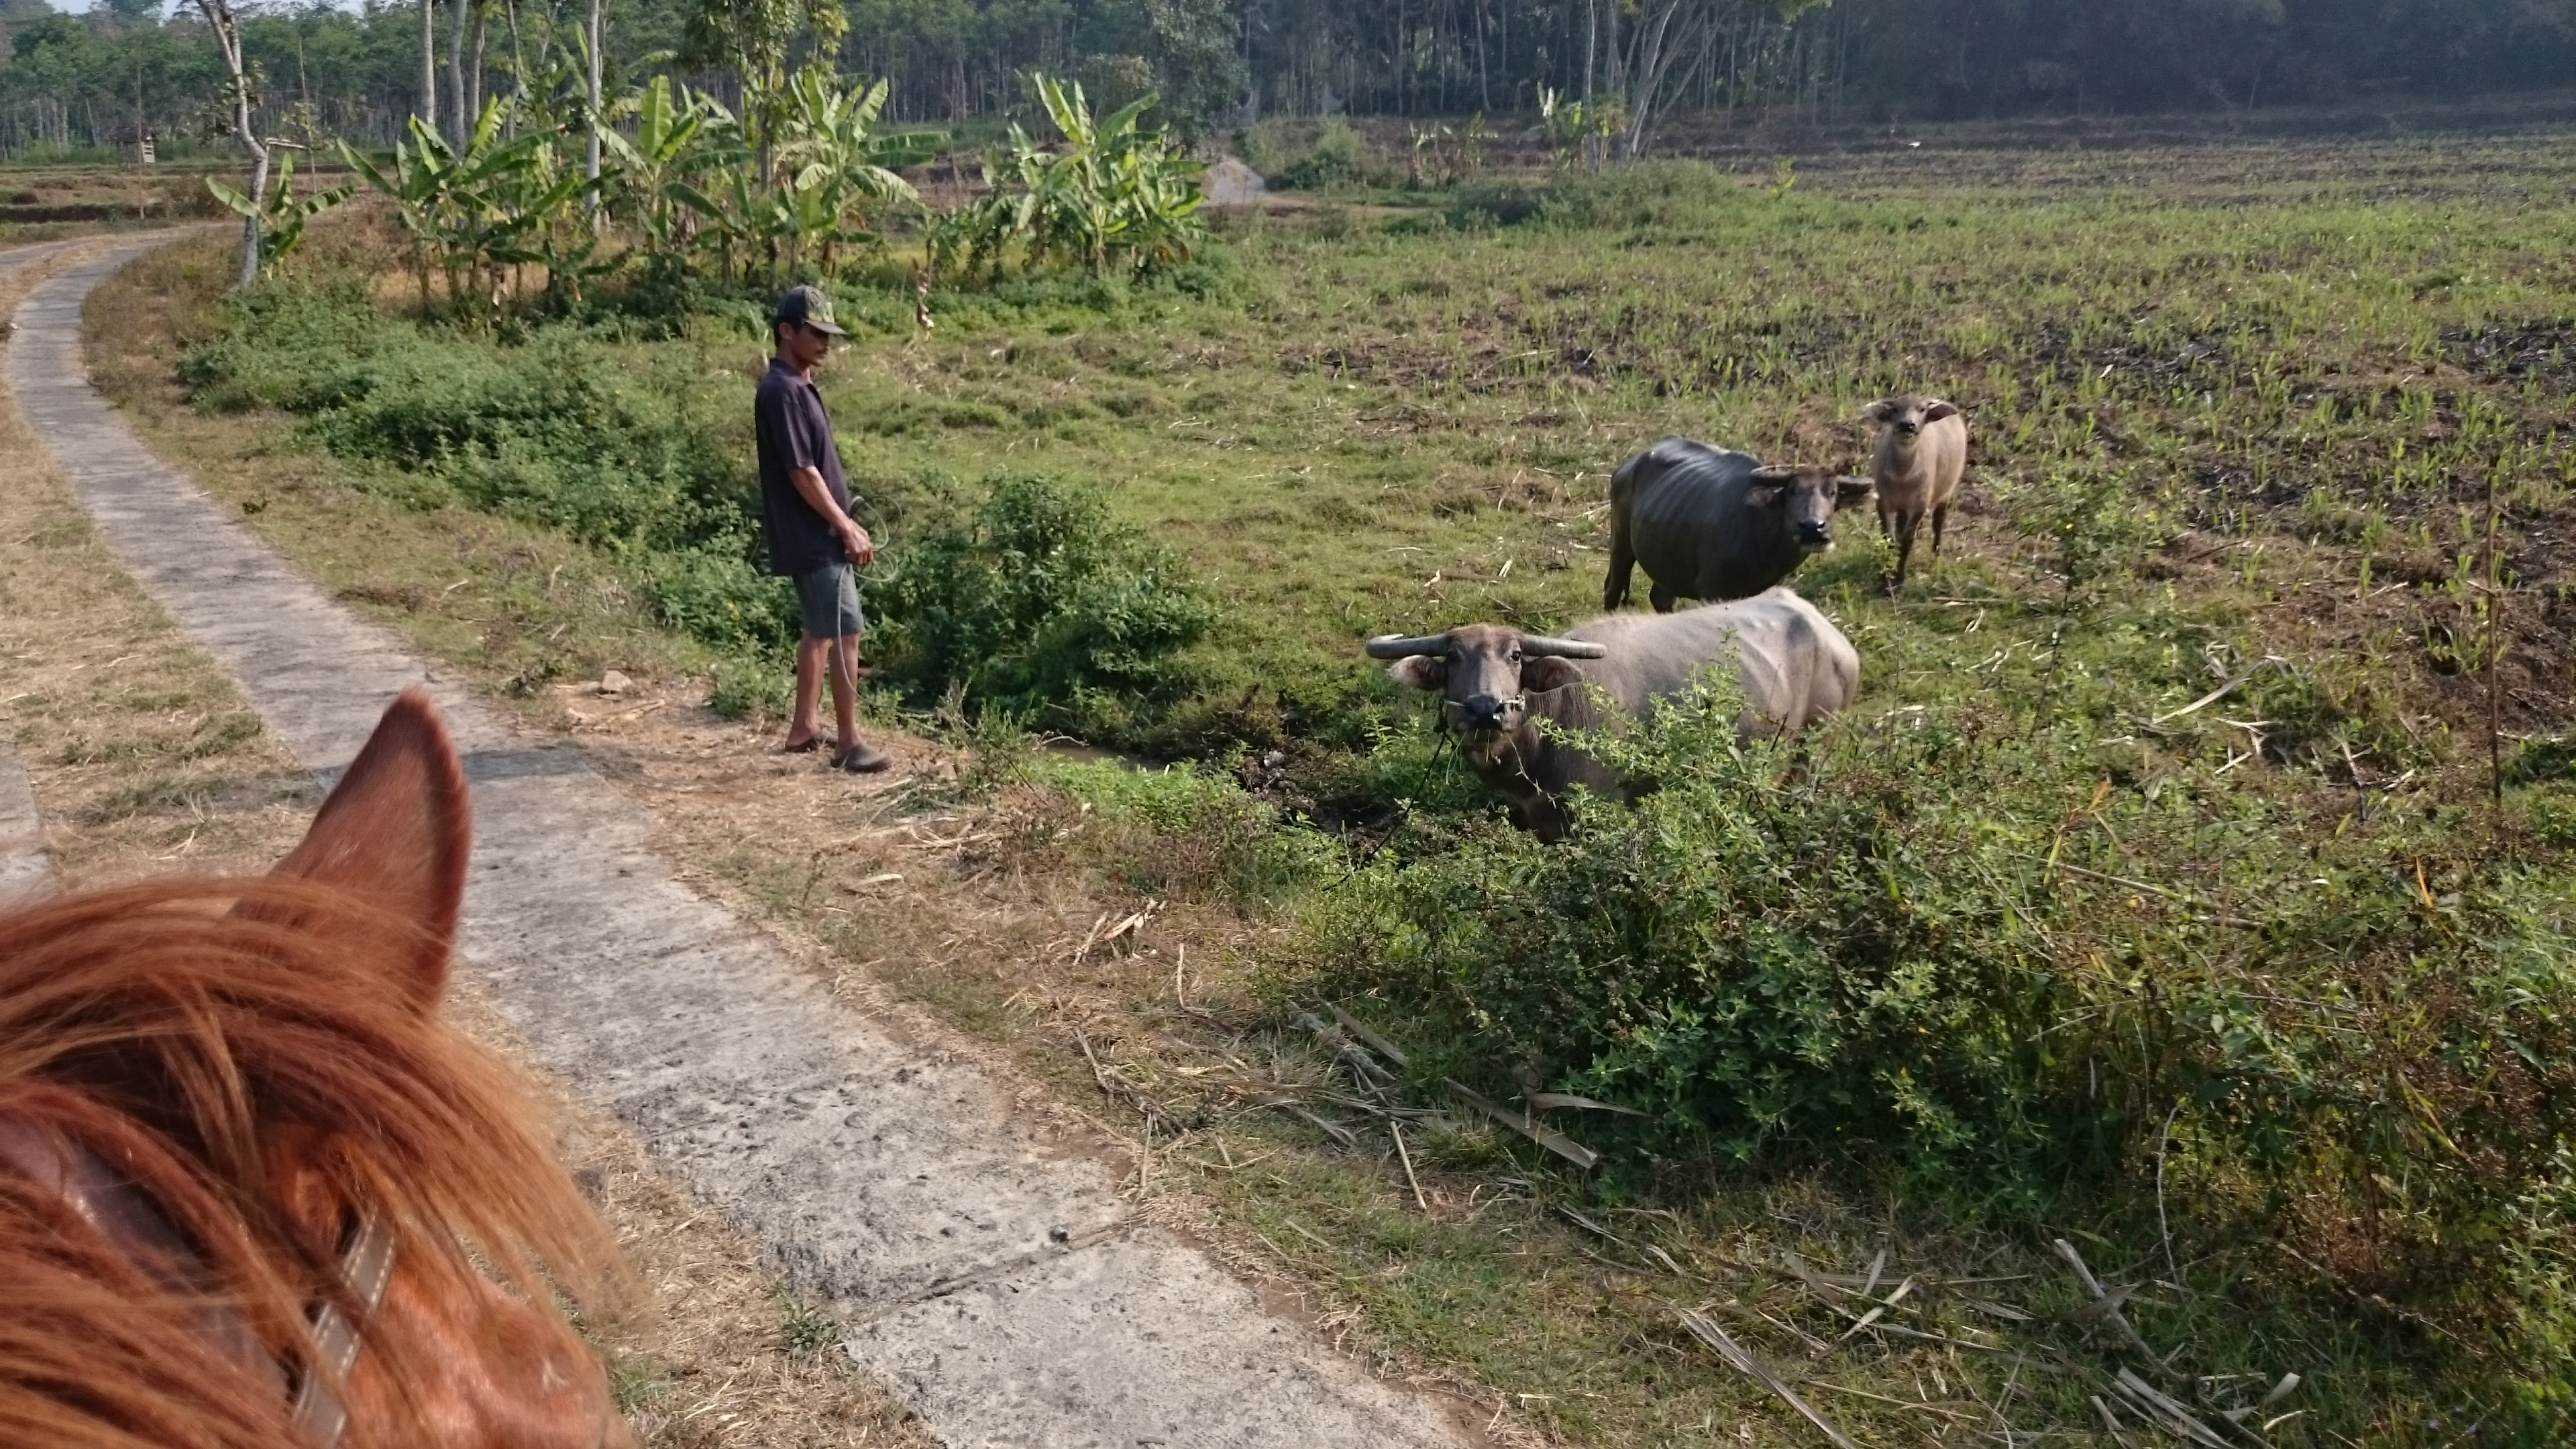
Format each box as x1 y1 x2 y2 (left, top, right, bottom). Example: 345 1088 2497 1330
180 288 1220 743
869 474 1218 737
1296 675 2576 1417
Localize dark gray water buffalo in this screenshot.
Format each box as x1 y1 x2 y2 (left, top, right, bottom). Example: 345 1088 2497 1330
1368 588 1861 839
1604 437 1874 612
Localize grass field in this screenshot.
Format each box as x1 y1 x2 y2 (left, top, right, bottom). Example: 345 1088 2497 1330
66 125 2576 1446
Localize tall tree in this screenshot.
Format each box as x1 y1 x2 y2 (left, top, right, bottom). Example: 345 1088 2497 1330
418 0 437 133
682 0 844 186
447 0 466 142
193 0 266 289
586 0 601 213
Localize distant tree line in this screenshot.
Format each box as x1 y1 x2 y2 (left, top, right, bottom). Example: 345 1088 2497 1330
4 0 2573 161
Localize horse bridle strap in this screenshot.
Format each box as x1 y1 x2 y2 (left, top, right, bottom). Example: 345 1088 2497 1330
288 1213 398 1448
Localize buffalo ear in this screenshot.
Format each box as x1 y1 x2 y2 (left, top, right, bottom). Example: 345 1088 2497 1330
254 688 470 1013
1748 465 1794 506
1863 398 1898 424
1834 474 1876 506
1387 656 1447 691
1521 657 1585 693
1923 399 1960 423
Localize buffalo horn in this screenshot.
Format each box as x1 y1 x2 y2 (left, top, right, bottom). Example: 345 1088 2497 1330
1364 634 1452 659
1519 635 1609 659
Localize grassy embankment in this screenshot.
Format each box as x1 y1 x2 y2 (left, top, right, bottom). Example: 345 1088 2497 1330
80 132 2576 1446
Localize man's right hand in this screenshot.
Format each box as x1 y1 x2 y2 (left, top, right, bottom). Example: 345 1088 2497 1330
842 523 875 567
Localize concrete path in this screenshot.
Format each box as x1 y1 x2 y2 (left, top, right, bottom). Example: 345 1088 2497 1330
0 240 74 904
0 744 42 900
5 240 1474 1449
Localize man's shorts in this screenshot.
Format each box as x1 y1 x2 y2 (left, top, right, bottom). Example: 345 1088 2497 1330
794 562 865 639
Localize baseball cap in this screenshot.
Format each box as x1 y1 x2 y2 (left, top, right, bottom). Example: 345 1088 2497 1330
773 284 847 336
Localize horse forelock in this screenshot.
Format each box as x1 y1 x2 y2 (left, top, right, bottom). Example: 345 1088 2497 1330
0 875 625 1449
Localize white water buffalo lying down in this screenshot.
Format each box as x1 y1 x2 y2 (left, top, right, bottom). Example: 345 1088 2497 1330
1605 437 1874 612
1368 588 1860 839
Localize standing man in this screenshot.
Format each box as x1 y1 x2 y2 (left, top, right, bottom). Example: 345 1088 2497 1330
757 284 890 772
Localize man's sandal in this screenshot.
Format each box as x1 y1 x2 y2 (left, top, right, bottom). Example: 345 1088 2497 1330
832 743 892 773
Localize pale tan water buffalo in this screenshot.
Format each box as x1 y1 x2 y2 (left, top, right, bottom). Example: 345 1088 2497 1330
1368 588 1860 840
1604 437 1874 612
1865 394 1968 590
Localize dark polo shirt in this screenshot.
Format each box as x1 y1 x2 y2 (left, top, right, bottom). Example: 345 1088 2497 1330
754 357 853 576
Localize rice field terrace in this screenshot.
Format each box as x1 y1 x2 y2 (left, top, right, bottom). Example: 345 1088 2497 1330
0 163 226 235
78 125 2576 1446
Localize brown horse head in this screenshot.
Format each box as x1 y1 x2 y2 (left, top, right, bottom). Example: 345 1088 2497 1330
0 690 629 1448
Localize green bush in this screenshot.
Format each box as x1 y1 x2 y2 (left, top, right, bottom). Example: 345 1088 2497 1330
1295 674 2576 1399
182 295 1235 745
1263 116 1383 192
707 653 793 720
180 285 794 661
1449 161 1735 231
184 288 751 557
1039 756 1322 903
635 539 801 655
869 474 1218 738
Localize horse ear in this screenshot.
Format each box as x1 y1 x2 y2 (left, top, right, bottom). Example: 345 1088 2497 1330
264 689 470 1010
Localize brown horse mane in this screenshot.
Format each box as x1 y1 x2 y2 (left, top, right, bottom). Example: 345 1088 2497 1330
0 873 622 1448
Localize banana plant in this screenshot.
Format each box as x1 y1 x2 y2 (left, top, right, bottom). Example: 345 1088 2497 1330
772 72 930 276
939 74 1203 282
339 118 462 313
763 180 866 280
205 150 352 277
486 121 605 310
341 99 583 317
601 75 731 268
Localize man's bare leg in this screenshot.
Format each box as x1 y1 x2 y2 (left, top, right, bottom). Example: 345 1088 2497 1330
784 635 830 750
827 630 861 751
824 632 888 770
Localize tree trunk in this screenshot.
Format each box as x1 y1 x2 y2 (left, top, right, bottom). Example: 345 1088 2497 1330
419 0 438 134
468 5 486 129
502 0 524 136
585 0 602 221
1582 0 1596 109
447 0 467 145
1475 0 1489 115
196 0 268 290
1621 0 1699 162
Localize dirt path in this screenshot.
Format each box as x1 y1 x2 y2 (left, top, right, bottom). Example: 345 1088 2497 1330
7 238 1476 1449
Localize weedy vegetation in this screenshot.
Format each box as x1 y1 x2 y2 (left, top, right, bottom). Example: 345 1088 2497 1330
102 122 2576 1446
